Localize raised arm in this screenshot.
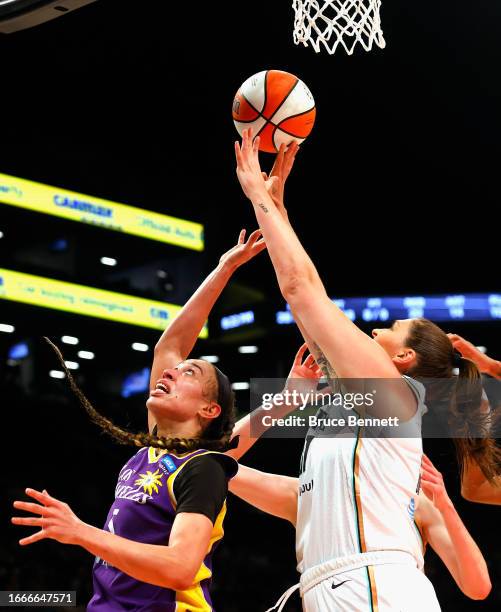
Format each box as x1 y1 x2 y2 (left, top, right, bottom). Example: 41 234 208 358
229 465 298 525
418 456 491 600
264 142 338 384
148 229 265 432
235 130 405 383
12 489 214 591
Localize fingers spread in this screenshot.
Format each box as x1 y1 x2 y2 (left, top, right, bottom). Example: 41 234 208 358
26 488 63 508
12 516 44 527
19 530 47 546
13 501 50 516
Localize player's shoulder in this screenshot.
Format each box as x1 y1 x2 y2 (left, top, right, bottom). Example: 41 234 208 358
402 375 428 415
186 450 238 480
124 446 149 466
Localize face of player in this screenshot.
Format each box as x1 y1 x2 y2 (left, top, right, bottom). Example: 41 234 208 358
146 359 221 424
371 319 417 372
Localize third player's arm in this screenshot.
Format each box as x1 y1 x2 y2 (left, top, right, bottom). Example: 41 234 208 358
229 464 298 525
419 494 491 599
419 457 491 600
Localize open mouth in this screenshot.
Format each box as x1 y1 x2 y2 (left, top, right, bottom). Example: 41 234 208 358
152 379 172 395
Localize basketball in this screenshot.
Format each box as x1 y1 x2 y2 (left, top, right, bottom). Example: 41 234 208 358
232 69 316 153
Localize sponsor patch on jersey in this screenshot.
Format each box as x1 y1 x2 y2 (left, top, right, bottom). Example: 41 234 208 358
299 479 314 496
159 455 177 475
407 497 416 519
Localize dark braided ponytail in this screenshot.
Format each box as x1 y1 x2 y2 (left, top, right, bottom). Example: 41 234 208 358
44 337 238 454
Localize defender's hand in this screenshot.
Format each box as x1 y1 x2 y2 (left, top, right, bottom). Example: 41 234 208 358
12 488 86 546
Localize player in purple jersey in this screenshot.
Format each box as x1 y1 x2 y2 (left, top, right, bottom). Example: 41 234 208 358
11 229 270 611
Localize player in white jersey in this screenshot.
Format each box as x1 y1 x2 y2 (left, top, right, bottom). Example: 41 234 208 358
233 129 490 610
294 376 437 611
229 454 491 608
295 376 426 577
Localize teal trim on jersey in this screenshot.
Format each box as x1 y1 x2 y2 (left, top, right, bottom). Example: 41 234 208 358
413 520 425 551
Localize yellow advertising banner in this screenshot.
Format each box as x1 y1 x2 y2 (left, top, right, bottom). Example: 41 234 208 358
0 173 204 251
0 268 208 336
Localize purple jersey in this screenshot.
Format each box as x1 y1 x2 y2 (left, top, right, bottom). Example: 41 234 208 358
87 446 237 611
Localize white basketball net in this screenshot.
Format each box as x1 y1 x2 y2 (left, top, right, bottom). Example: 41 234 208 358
292 0 386 55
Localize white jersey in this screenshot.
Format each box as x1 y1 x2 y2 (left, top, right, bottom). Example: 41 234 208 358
296 376 427 575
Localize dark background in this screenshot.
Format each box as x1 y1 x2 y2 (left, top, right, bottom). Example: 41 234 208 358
0 0 500 610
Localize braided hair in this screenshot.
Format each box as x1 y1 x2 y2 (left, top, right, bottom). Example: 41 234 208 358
44 337 238 453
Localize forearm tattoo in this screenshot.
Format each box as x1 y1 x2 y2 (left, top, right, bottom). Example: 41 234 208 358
258 203 269 213
312 342 338 382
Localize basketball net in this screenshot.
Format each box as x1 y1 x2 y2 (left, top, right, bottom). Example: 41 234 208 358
292 0 386 55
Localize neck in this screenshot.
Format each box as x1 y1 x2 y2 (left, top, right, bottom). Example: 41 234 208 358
153 417 202 441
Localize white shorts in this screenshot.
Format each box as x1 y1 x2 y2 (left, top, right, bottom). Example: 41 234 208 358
267 552 441 612
302 562 441 611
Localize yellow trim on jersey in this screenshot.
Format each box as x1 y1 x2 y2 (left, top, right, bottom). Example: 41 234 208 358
174 502 227 611
148 447 167 463
170 451 230 612
353 435 367 551
208 500 227 553
367 565 379 611
148 446 195 464
175 562 213 612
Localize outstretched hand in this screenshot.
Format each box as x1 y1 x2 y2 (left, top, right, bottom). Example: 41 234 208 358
235 128 300 218
235 128 270 201
262 141 299 218
12 488 85 546
219 229 266 269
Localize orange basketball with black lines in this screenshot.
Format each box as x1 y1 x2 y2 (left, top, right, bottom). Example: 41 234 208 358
232 70 316 153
